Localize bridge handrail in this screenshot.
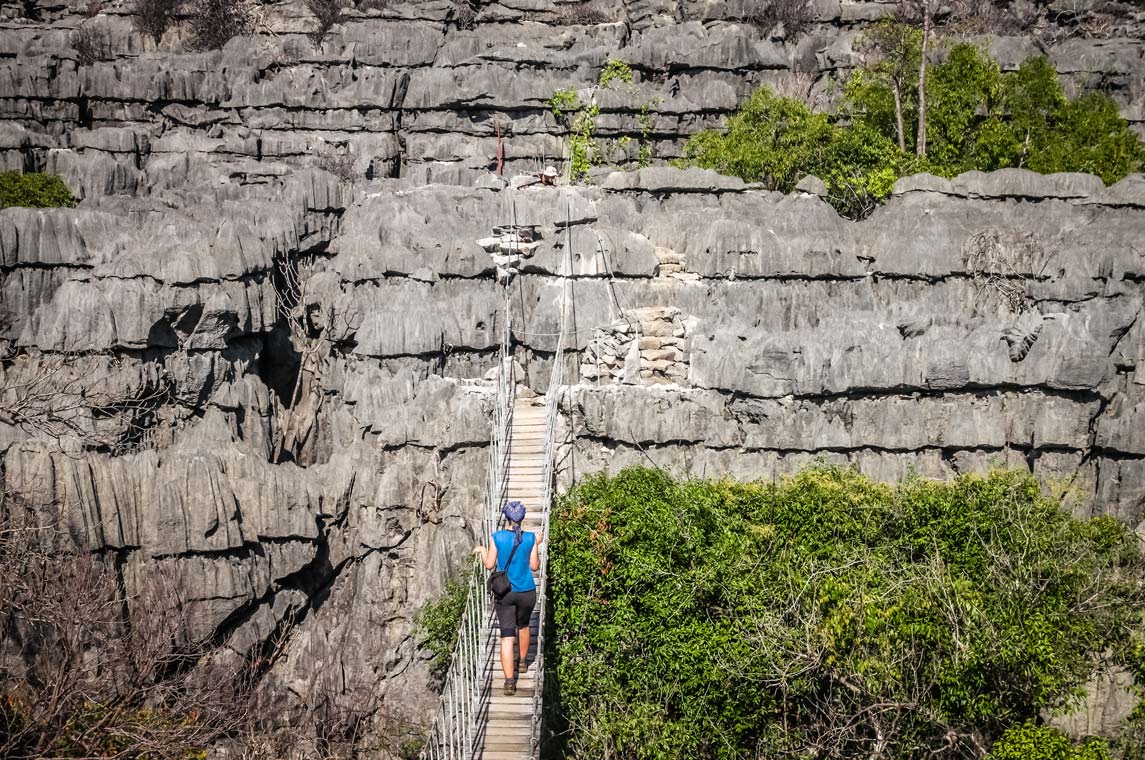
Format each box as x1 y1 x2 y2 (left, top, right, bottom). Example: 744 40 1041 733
419 302 513 760
529 208 573 757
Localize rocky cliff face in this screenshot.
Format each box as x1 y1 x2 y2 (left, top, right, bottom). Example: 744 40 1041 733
2 0 1145 741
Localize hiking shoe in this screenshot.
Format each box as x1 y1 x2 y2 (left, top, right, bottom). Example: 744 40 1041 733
518 658 529 675
503 678 516 696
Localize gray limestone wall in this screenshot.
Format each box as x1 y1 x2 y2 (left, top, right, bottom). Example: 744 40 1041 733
1 0 1144 193
2 0 1145 742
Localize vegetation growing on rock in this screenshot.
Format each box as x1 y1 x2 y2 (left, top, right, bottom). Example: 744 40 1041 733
417 571 471 680
0 173 76 208
187 0 254 50
598 59 633 89
306 0 347 46
545 467 1145 759
685 42 1144 218
549 60 660 181
132 0 183 45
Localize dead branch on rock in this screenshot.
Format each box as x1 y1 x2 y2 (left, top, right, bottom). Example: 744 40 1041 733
188 0 255 50
963 229 1048 315
553 1 611 25
270 254 359 464
70 24 114 64
943 0 1040 34
315 152 358 182
0 345 173 455
0 492 257 758
451 0 480 29
132 0 184 45
745 0 814 39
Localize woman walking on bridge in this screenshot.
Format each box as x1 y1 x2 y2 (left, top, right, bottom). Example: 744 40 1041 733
473 500 540 695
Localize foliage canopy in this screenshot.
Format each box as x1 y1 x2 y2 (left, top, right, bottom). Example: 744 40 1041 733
0 173 76 208
684 39 1144 217
545 466 1145 760
417 572 470 680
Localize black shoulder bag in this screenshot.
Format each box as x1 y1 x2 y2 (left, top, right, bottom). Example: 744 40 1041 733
488 537 522 599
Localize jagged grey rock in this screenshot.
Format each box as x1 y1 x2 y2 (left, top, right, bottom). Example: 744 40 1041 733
2 0 1145 745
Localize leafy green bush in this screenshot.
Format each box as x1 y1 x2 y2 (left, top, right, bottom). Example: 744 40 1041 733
685 44 1144 217
684 86 833 188
547 88 581 122
546 467 1145 760
0 172 76 208
988 723 1110 760
684 87 918 216
416 572 471 679
985 57 1144 183
599 58 633 89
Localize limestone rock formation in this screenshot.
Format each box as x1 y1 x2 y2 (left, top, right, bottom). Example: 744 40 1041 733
2 0 1145 747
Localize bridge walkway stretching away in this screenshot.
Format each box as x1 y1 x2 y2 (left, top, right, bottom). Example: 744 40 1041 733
477 398 549 760
420 200 571 760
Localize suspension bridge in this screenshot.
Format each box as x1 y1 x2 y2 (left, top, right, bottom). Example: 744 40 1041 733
418 211 571 760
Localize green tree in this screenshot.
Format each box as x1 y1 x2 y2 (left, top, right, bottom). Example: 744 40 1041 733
852 20 922 151
822 122 923 216
685 50 1142 218
972 56 1144 182
686 86 916 217
924 43 1003 173
546 467 1145 760
988 723 1110 760
1001 55 1068 159
684 87 833 190
0 172 76 208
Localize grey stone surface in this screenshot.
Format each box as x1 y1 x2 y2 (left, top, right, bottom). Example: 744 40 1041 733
2 0 1145 746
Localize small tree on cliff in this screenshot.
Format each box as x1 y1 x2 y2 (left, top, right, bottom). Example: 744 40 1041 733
132 0 183 45
851 20 921 151
188 0 254 50
306 0 347 46
907 0 934 156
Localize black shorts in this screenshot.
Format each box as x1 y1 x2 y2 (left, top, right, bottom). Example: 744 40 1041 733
495 589 537 635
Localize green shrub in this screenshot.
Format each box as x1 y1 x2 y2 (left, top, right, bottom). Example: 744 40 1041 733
686 46 1144 218
988 723 1111 760
685 87 915 216
0 172 76 208
416 572 470 679
546 467 1145 760
568 103 601 182
547 88 581 122
684 86 834 189
922 43 1003 174
599 58 632 89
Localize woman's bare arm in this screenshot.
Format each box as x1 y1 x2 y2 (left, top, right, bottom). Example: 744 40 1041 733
529 539 540 571
471 538 499 570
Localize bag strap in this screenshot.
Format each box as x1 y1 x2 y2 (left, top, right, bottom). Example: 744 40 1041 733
501 534 523 572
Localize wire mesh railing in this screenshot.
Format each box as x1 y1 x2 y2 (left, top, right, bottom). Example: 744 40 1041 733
420 200 570 760
528 205 574 758
419 303 513 760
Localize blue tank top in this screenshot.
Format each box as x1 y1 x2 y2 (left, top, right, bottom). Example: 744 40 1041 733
493 530 536 592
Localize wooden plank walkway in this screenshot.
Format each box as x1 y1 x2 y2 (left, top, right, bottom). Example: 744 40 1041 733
475 398 549 760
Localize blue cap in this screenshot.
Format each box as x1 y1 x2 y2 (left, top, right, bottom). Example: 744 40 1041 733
502 500 526 522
